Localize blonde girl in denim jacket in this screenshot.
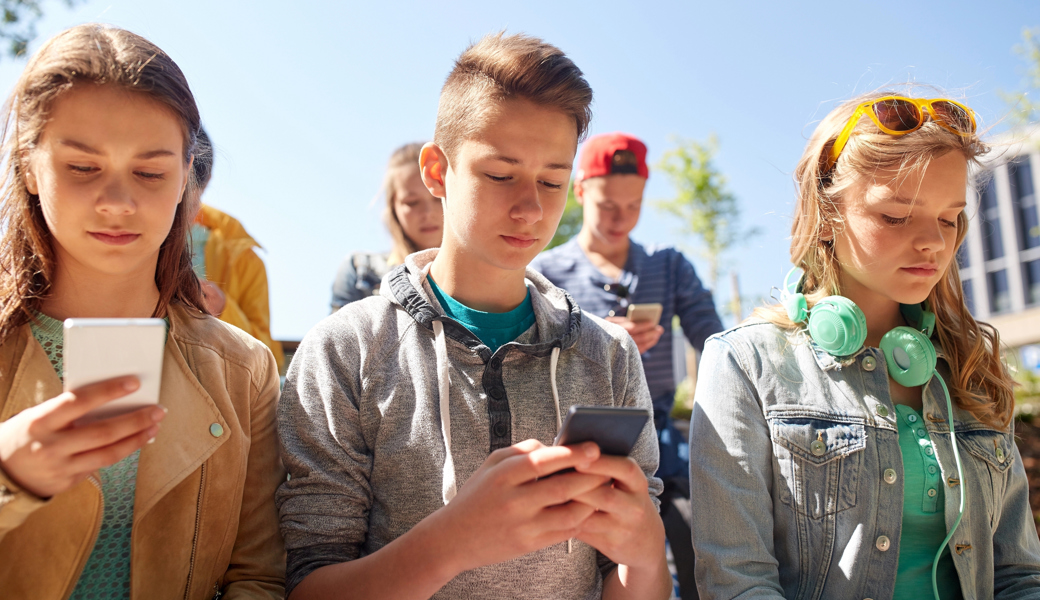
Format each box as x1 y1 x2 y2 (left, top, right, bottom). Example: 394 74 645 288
689 89 1040 600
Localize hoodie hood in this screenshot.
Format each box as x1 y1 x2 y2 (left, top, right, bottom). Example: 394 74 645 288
382 248 583 362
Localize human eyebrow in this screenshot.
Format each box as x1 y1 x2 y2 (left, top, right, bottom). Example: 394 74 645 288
884 195 966 209
58 139 101 155
487 155 572 171
135 149 177 160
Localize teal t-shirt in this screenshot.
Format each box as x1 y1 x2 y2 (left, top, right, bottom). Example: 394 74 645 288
427 275 535 353
893 404 962 599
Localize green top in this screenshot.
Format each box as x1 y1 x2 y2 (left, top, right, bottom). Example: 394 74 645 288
190 223 210 279
427 275 536 354
30 312 142 600
893 404 962 599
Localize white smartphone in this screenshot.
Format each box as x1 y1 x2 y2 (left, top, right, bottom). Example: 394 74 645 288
63 318 166 425
626 302 663 324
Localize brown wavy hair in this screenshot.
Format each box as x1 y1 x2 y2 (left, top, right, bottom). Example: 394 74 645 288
382 142 427 265
0 24 206 344
755 89 1015 430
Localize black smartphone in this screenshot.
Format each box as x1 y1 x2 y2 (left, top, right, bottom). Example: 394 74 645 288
553 406 650 456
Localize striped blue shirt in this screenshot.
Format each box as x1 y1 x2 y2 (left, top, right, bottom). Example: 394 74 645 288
531 238 723 418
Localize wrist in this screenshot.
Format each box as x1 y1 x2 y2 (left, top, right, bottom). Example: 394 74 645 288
406 508 469 585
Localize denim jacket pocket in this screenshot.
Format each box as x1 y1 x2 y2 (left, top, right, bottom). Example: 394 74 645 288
770 418 866 519
959 429 1014 527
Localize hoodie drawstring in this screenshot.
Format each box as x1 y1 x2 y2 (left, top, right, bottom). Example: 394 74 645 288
433 320 457 504
550 346 562 432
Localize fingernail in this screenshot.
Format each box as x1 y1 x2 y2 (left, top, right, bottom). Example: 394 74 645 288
584 443 598 458
147 437 156 444
123 379 139 391
152 408 165 422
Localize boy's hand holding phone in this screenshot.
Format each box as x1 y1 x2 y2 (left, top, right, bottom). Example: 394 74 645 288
0 376 165 498
571 454 668 587
429 439 610 573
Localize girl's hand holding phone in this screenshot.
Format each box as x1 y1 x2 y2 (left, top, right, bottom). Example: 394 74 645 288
0 375 165 499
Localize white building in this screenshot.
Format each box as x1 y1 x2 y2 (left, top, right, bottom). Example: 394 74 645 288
960 131 1040 374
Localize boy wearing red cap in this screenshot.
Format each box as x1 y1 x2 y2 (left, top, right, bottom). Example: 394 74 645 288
533 132 723 600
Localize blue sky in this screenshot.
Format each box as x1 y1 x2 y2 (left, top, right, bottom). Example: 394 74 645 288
1 1 1036 339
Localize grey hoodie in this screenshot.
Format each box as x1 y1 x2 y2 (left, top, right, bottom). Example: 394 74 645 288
277 249 662 599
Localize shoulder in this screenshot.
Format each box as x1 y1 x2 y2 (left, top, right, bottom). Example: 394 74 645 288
570 310 640 369
169 304 275 385
705 319 802 372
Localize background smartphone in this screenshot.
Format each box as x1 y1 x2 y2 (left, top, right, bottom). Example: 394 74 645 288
626 302 663 324
553 406 650 456
63 318 166 425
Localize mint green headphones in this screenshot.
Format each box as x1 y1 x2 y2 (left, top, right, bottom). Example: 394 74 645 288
783 268 937 387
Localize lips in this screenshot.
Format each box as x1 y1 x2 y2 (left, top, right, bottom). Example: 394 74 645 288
89 231 140 246
501 235 536 249
901 264 939 277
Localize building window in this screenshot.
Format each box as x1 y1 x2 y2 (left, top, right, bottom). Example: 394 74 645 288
1026 259 1040 306
980 176 1003 261
989 269 1010 314
1010 158 1039 250
963 279 975 314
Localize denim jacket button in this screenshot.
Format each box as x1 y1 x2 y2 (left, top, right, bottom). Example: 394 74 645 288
876 535 891 551
862 356 877 371
875 405 889 418
883 469 897 484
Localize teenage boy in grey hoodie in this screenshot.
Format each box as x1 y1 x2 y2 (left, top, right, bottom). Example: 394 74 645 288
277 32 669 600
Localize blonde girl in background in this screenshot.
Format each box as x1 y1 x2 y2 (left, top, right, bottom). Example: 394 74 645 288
330 142 443 311
688 89 1040 598
0 24 284 599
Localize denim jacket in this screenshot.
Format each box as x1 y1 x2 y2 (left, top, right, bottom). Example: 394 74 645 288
688 320 1040 599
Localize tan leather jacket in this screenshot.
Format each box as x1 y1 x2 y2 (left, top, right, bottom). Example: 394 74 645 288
0 303 286 599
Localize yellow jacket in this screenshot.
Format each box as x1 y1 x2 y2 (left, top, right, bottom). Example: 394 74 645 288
197 205 284 371
0 303 285 599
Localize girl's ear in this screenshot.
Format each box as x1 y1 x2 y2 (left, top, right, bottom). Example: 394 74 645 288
419 143 448 200
573 179 586 206
24 157 38 195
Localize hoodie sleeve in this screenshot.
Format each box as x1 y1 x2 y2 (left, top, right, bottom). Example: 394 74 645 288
597 329 664 578
276 317 373 597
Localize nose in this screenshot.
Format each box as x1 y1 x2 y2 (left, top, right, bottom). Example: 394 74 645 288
914 218 947 253
96 174 136 216
510 180 543 224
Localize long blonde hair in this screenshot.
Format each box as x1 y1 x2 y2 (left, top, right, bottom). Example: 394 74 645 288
755 89 1014 430
0 24 206 344
382 142 426 265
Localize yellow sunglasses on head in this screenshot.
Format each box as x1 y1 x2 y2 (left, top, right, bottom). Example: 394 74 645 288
826 96 977 172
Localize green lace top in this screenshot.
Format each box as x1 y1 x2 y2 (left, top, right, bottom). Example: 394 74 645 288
31 312 140 600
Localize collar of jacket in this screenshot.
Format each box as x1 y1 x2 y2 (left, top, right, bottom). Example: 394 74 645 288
383 248 583 361
0 303 229 524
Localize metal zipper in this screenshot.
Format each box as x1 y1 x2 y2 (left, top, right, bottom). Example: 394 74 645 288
183 463 207 600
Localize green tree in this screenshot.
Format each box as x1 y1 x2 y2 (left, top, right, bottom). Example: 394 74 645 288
1002 27 1040 127
544 181 582 251
655 135 753 290
0 0 79 59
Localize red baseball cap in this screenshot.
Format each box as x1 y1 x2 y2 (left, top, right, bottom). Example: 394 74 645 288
575 132 649 182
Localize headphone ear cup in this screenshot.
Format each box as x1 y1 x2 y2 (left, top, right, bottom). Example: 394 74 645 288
785 293 808 323
880 326 937 387
806 296 867 357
